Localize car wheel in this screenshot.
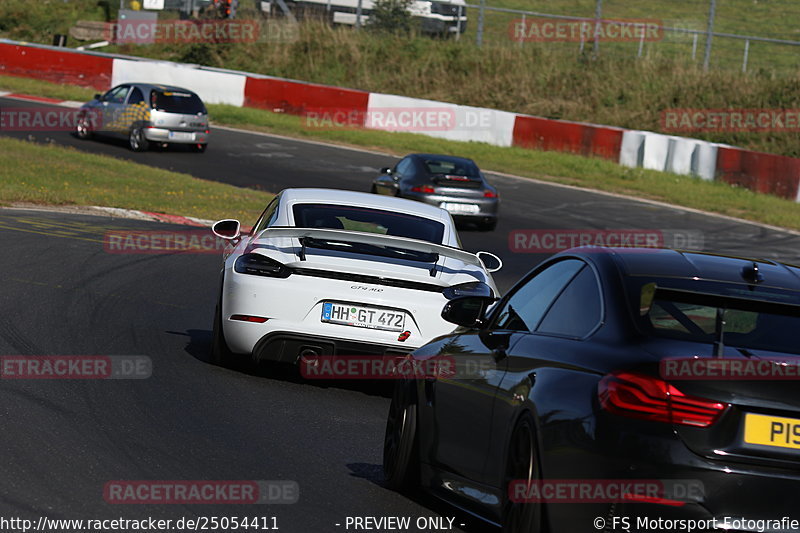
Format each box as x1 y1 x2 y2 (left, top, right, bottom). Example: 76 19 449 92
211 296 235 367
370 185 377 194
383 381 420 491
193 143 207 153
75 113 92 140
129 126 149 152
502 413 543 533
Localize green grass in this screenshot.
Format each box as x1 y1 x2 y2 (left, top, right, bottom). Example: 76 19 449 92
0 135 273 223
1 74 798 231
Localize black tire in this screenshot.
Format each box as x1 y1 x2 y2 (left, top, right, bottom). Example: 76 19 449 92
211 296 235 367
502 413 543 533
75 113 93 140
383 381 420 491
193 143 207 153
129 126 149 152
370 184 377 194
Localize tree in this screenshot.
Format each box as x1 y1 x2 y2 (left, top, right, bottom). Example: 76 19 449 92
367 0 413 33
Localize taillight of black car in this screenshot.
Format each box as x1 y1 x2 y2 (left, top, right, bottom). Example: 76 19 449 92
234 253 291 278
599 370 729 428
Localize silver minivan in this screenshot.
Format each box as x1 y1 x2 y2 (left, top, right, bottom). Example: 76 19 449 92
76 83 209 153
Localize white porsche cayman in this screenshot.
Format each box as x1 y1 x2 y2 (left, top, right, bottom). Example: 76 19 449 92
210 188 501 367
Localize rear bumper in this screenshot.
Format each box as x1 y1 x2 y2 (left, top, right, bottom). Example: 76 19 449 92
542 416 800 531
144 127 208 144
403 192 499 218
253 332 412 364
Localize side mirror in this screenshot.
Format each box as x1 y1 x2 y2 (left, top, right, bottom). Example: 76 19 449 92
476 251 503 273
380 167 392 175
212 219 241 241
441 296 496 328
94 93 101 101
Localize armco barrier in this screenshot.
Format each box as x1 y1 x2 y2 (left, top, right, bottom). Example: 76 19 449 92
3 39 800 203
246 76 369 120
512 115 623 160
0 41 112 88
367 93 516 147
716 147 800 201
112 58 246 106
621 130 718 181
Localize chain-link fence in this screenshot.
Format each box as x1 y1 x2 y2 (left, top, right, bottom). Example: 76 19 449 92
460 0 800 74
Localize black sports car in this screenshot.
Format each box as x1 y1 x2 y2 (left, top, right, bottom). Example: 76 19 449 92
383 247 800 532
371 153 499 231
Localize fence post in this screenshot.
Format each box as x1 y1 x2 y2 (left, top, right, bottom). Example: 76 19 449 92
355 0 363 28
519 13 525 48
456 5 462 40
476 0 486 48
637 23 645 57
692 33 698 60
703 0 716 70
593 0 602 56
742 39 750 72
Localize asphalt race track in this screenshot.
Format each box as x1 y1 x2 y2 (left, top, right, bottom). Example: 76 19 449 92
2 96 800 528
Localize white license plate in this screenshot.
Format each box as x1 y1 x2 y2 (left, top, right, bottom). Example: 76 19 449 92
168 131 194 141
321 302 405 332
440 202 480 214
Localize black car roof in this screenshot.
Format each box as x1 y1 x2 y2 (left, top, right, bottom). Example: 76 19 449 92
578 247 800 291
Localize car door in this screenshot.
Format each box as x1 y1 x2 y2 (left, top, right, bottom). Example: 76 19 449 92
386 157 415 196
484 261 605 487
122 86 148 132
100 85 131 135
428 258 587 485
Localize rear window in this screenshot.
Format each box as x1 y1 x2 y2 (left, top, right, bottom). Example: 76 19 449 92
151 91 206 114
631 278 800 355
291 203 446 262
422 158 479 178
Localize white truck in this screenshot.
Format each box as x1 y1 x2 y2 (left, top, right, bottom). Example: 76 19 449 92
275 0 467 35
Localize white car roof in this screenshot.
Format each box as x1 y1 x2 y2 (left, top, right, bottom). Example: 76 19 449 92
279 188 450 224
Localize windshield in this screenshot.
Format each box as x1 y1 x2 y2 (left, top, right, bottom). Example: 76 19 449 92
151 90 206 114
291 203 446 262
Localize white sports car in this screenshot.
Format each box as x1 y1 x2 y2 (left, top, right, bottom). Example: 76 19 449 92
210 188 502 367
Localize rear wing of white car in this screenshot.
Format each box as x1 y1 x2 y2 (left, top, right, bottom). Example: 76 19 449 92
253 227 486 269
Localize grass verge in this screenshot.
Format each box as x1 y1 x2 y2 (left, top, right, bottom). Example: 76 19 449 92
1 74 798 231
0 136 273 223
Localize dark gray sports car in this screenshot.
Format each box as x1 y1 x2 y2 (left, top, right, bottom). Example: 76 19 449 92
371 153 499 231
